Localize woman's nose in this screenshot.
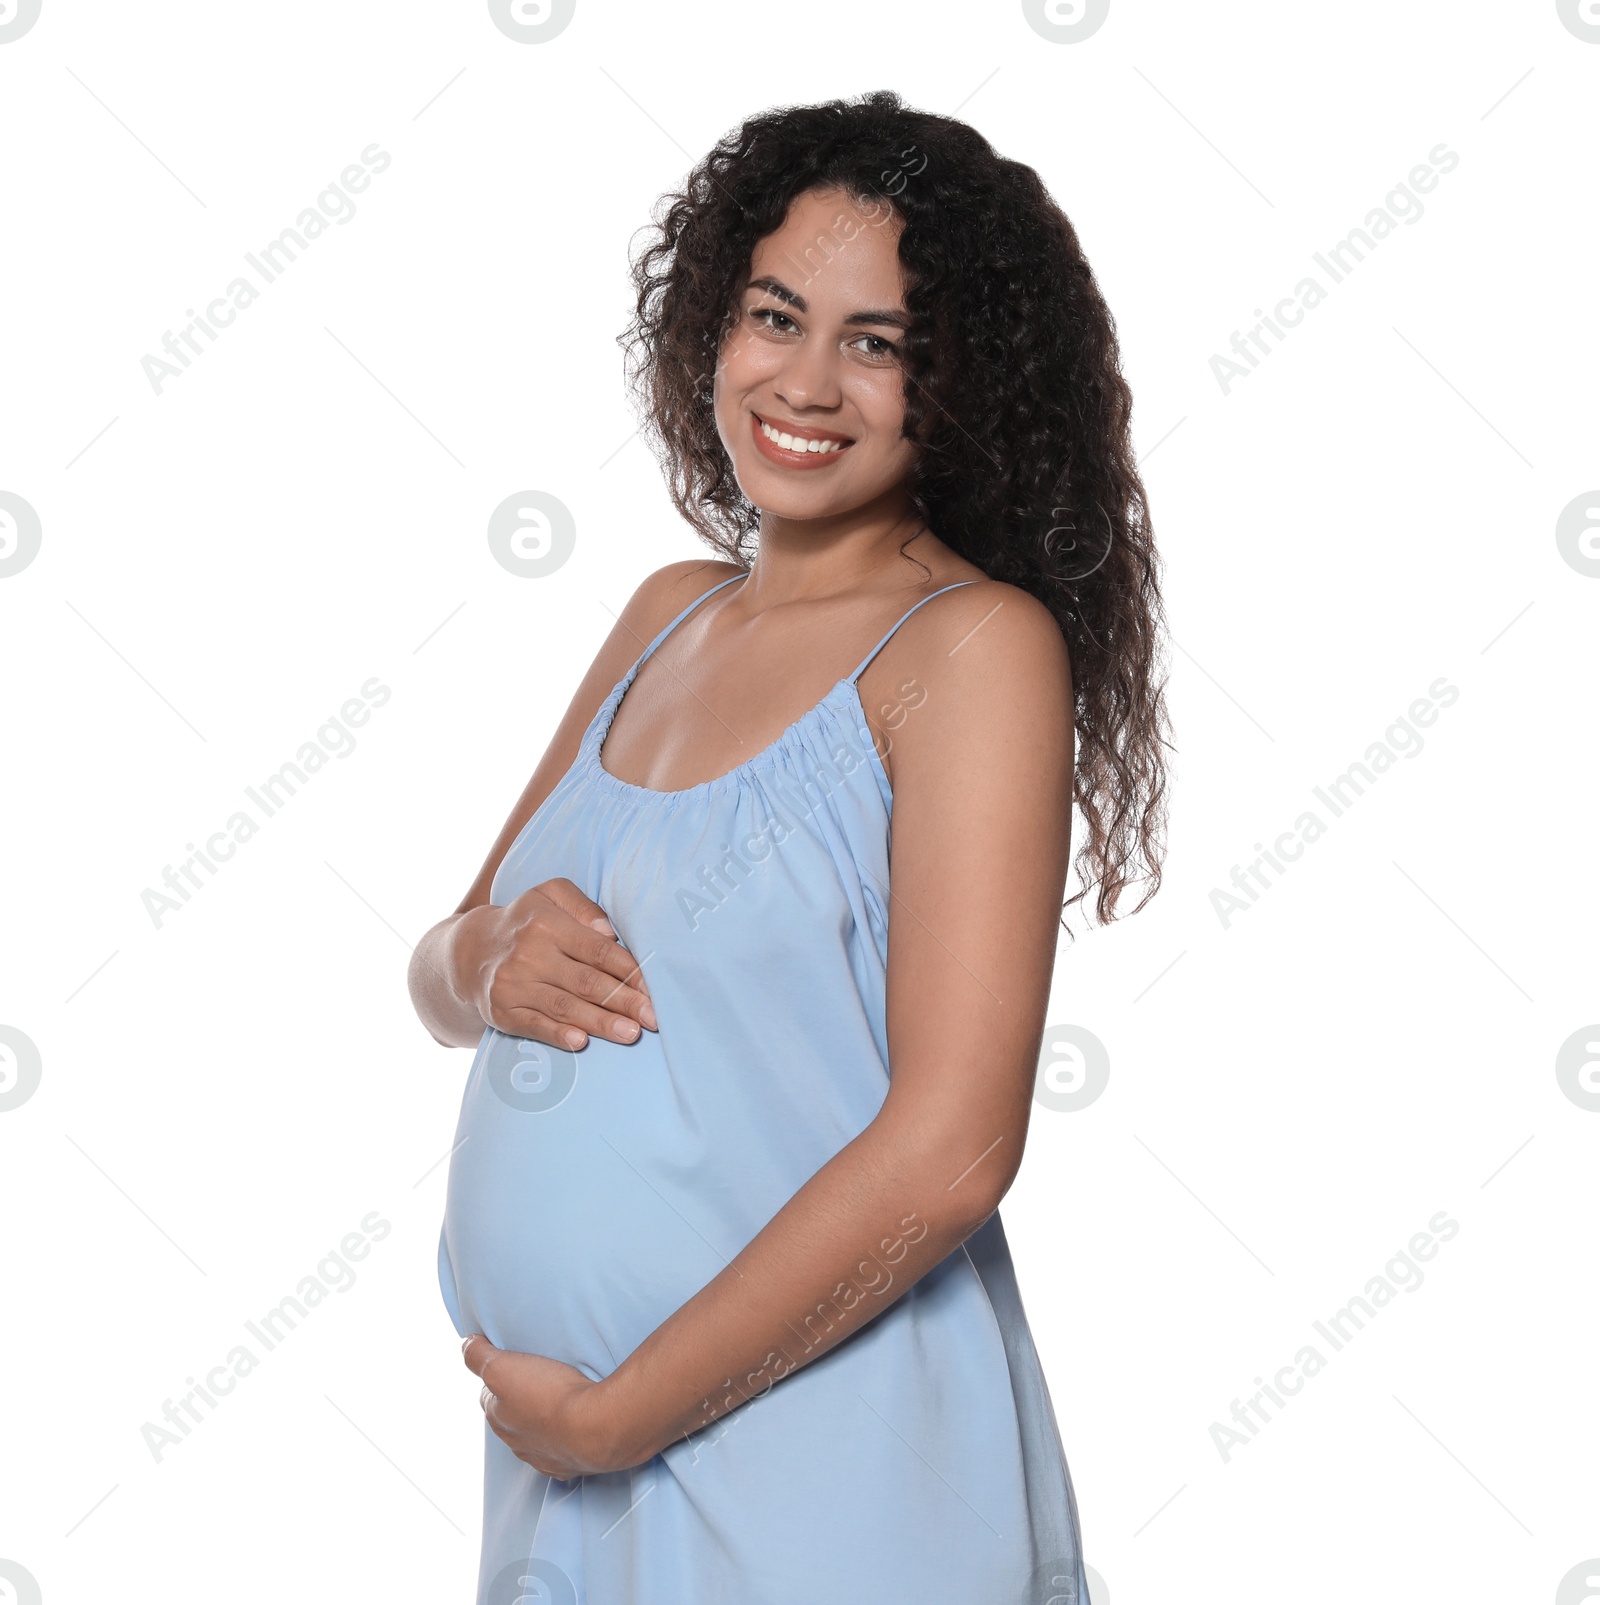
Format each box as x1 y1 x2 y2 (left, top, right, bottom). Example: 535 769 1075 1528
773 339 842 412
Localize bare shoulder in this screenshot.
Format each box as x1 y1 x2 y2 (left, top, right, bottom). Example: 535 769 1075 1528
616 556 747 648
586 557 745 687
871 577 1074 791
925 576 1071 688
637 555 748 606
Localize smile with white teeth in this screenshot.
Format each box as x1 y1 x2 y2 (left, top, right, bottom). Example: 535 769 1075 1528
759 418 849 454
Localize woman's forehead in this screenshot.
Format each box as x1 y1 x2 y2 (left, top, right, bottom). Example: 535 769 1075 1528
746 188 906 307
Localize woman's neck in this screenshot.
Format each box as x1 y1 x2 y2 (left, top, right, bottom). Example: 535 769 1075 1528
745 498 941 607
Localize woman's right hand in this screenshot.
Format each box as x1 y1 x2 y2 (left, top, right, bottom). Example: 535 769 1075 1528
455 878 657 1051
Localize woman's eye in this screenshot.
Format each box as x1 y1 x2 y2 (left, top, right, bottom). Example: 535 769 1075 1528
746 309 896 358
851 334 897 359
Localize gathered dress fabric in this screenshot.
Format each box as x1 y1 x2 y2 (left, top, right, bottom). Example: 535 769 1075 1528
438 571 1090 1605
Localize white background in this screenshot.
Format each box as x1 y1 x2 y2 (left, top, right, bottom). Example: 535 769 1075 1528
1 2 1595 1601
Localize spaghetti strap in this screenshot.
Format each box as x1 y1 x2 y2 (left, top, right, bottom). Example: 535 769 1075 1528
631 570 749 675
846 580 981 685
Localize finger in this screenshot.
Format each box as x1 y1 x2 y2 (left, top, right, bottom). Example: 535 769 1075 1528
493 995 630 1051
482 1397 538 1467
536 877 619 940
507 893 651 1004
549 953 655 1033
480 1385 518 1445
462 1334 499 1379
560 923 653 1004
503 975 653 1047
481 1392 521 1452
496 916 654 1037
560 931 655 1033
485 1006 598 1054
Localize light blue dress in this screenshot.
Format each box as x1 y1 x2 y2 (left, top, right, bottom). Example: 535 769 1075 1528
438 571 1090 1605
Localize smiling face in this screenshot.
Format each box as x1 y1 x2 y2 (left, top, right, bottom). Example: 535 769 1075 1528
713 186 918 524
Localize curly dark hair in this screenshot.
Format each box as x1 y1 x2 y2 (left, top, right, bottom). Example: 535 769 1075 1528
618 88 1171 927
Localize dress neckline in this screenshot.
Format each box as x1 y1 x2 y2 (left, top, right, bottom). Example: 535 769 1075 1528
586 669 868 804
586 573 981 805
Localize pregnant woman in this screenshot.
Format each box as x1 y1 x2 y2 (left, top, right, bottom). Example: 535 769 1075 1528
410 91 1170 1605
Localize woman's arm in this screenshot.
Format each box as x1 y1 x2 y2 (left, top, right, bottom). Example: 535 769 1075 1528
570 580 1076 1468
407 559 747 1049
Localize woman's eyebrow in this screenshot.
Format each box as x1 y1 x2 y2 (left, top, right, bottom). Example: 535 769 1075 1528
843 307 910 330
746 276 909 330
748 275 804 307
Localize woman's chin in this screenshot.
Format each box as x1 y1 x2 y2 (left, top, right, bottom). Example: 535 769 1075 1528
733 472 885 524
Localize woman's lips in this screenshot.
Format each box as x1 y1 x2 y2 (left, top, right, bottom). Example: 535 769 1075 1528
749 412 855 470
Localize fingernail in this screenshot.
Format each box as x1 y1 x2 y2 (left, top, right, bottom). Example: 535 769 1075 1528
613 1019 640 1042
641 1002 658 1031
590 917 617 938
565 1029 586 1050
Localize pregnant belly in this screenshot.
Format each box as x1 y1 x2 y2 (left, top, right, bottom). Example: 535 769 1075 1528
439 1026 812 1374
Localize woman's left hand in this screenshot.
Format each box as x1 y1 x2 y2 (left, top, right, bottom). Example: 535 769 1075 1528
461 1334 626 1479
